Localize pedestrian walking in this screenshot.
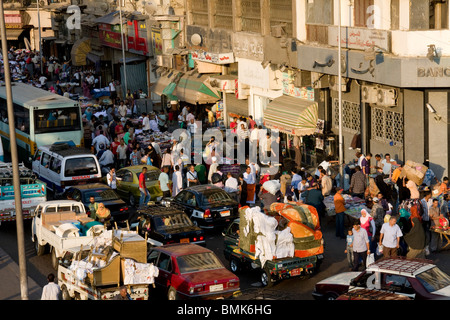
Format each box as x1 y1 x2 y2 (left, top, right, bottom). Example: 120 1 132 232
41 273 61 300
334 187 346 239
345 228 354 269
158 166 171 198
351 220 370 271
139 167 150 207
172 165 183 197
379 215 403 258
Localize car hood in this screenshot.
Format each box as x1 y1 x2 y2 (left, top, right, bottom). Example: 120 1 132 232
316 272 361 286
182 268 238 284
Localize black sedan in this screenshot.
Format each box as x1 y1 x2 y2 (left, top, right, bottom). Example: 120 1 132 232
136 204 205 247
162 185 239 229
64 183 131 223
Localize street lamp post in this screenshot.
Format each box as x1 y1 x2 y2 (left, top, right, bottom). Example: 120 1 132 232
37 0 43 74
338 0 344 187
0 0 28 300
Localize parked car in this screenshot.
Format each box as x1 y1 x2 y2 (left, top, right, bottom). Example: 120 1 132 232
113 165 164 206
336 288 412 300
162 185 238 229
136 204 205 247
312 257 450 300
147 243 240 300
64 183 130 223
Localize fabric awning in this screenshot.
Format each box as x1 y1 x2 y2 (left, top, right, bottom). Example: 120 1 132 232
71 37 91 66
263 95 319 136
0 28 24 40
175 72 221 105
152 69 182 94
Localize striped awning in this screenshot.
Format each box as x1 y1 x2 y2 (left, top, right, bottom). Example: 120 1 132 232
175 72 221 105
70 37 91 66
264 95 319 136
152 69 183 101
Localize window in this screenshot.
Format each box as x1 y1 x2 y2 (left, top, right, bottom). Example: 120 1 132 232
354 0 374 28
64 157 99 177
157 253 172 272
241 0 261 33
409 0 448 30
191 0 209 26
41 153 51 168
34 107 81 134
270 0 293 37
0 98 30 134
177 253 223 274
333 98 361 134
214 0 233 30
371 107 403 146
50 157 61 173
148 250 159 265
306 0 333 25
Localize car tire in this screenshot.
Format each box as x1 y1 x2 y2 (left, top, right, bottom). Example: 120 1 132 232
325 292 339 300
51 248 59 270
261 267 274 288
34 237 46 256
230 257 241 274
129 193 137 207
167 286 179 300
61 285 72 300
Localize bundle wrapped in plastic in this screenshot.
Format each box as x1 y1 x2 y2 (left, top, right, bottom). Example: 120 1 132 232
262 180 281 195
255 235 276 268
239 206 278 253
274 227 295 259
123 259 159 285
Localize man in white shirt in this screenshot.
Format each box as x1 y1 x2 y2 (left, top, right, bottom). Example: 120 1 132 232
158 166 171 197
41 273 61 300
142 113 150 133
107 167 117 189
224 172 239 201
181 106 189 121
92 131 110 153
118 101 128 119
99 147 115 167
381 153 397 177
109 79 116 100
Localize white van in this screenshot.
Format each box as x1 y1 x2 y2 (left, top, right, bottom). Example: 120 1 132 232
32 143 101 197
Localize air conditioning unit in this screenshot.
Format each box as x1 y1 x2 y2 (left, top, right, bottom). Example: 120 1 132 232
328 75 348 92
156 55 173 68
311 72 329 89
271 25 285 38
361 85 378 104
293 71 311 87
376 88 398 107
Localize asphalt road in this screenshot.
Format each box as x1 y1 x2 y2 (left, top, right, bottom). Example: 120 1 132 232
2 214 450 300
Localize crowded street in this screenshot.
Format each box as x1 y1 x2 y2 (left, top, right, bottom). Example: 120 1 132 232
1 0 450 310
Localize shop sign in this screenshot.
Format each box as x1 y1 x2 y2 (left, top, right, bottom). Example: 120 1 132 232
233 33 264 61
282 71 315 101
151 28 163 56
191 50 234 65
127 20 150 56
328 26 389 52
4 13 22 28
99 23 123 49
417 67 450 77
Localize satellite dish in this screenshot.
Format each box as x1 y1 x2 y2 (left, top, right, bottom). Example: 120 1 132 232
191 33 202 46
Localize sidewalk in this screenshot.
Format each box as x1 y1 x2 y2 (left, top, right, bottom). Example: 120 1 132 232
0 247 42 300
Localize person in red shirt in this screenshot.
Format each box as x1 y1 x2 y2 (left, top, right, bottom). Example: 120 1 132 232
139 167 150 207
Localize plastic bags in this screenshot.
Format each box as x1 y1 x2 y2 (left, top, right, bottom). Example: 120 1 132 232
366 253 375 266
262 180 281 195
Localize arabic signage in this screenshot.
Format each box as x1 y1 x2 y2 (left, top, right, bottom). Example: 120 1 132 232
191 50 234 65
151 28 163 56
99 23 123 50
328 26 389 52
127 20 150 56
233 32 264 61
282 70 315 101
4 13 22 28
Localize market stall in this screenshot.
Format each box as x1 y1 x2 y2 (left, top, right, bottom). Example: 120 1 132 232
324 194 369 225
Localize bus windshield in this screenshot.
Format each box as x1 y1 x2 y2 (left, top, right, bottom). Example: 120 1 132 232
34 107 81 134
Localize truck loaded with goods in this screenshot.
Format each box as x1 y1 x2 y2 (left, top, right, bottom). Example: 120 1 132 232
58 229 159 300
223 202 324 287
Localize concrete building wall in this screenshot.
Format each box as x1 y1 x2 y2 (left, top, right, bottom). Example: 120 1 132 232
403 89 425 163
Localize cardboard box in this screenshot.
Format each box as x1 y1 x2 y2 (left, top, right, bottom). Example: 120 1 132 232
113 232 147 263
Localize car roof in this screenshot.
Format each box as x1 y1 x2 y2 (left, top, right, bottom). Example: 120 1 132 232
155 243 212 257
69 183 110 190
118 165 160 173
39 200 82 206
185 184 225 193
366 257 435 277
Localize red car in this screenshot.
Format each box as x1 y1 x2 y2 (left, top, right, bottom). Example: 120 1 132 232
148 243 240 300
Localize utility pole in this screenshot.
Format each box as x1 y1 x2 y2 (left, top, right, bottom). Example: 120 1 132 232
0 0 28 300
119 0 128 96
37 0 43 74
338 0 344 188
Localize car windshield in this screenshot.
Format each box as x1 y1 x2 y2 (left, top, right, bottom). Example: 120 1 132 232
83 189 120 202
64 157 98 177
177 252 224 274
198 189 233 206
416 266 450 293
153 213 193 231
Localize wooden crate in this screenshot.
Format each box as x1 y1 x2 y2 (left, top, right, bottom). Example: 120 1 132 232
87 254 121 287
113 232 147 263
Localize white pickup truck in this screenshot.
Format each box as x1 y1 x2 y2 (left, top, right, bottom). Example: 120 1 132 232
31 200 106 270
